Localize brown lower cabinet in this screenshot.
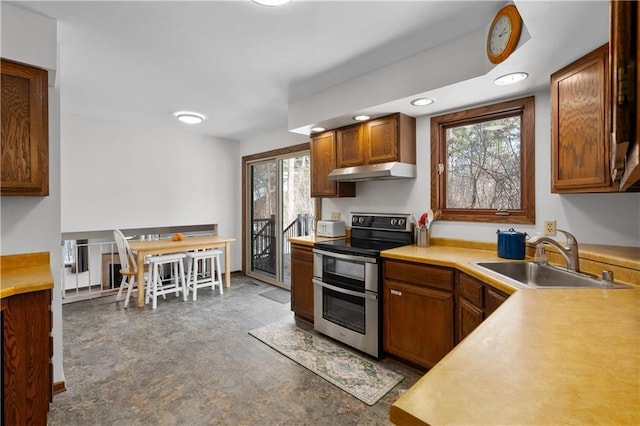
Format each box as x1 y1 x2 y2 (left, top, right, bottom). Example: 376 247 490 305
456 272 509 343
2 289 52 425
382 259 510 369
290 242 314 323
383 259 454 369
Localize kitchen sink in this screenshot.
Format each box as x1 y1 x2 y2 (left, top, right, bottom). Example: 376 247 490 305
473 261 633 289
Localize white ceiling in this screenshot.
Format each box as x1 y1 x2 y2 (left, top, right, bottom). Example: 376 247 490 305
12 0 609 141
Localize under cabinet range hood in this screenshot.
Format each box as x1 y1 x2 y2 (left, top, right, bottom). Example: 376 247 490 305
328 162 417 182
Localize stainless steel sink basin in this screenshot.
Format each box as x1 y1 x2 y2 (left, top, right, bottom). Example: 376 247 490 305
474 261 632 289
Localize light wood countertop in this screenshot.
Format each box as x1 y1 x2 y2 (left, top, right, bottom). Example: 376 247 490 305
1 252 54 299
288 235 346 247
383 243 640 425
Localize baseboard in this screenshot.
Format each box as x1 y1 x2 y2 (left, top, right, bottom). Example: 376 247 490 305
53 381 66 394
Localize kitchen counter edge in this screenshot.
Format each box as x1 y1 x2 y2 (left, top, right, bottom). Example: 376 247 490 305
1 252 54 299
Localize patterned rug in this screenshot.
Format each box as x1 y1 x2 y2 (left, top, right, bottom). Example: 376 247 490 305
249 321 404 405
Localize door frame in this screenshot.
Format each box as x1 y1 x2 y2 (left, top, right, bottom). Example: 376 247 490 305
241 143 322 283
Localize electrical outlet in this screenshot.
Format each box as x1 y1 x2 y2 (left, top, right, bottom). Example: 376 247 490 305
543 220 557 236
331 212 341 221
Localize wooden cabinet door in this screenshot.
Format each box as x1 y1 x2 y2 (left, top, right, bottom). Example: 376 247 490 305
456 272 509 344
336 124 364 168
290 244 314 323
383 280 454 369
484 287 508 317
551 44 616 193
457 298 483 343
1 59 49 196
310 131 355 198
611 0 640 191
2 289 52 425
365 115 398 164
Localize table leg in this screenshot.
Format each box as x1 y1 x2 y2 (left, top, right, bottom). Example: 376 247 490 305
224 242 231 288
136 253 145 307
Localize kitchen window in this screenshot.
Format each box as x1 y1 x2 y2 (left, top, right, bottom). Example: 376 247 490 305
431 96 535 224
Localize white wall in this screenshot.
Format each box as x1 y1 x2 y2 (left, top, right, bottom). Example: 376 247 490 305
239 127 309 158
288 28 490 132
0 3 64 384
61 113 242 270
322 90 640 247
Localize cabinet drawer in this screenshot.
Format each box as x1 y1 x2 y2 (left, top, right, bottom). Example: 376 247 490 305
384 260 453 291
458 274 483 307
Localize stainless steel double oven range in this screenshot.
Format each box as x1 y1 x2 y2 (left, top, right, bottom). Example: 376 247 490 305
312 213 414 358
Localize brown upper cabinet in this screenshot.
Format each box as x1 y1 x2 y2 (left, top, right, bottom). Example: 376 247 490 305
610 0 639 191
310 130 356 198
336 124 364 167
336 113 416 169
1 59 49 196
550 1 639 193
551 44 616 193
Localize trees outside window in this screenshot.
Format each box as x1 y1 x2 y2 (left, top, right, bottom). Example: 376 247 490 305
431 96 535 224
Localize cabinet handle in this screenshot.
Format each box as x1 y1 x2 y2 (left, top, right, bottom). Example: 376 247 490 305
390 289 402 296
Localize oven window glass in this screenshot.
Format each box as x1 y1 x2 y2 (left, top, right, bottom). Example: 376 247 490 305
322 257 365 290
322 287 365 334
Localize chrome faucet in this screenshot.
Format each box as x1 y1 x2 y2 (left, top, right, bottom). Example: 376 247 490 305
528 229 580 272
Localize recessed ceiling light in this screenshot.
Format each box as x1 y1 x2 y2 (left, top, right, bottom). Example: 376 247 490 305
494 72 529 86
410 97 435 106
310 126 326 133
251 0 291 6
174 111 205 124
353 115 371 122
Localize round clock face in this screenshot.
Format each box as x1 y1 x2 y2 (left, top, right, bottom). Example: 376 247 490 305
486 5 522 64
489 15 512 56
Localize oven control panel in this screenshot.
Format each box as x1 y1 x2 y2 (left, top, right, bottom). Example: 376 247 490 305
350 213 413 232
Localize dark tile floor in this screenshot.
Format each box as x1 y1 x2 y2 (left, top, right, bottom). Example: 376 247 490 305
48 276 421 425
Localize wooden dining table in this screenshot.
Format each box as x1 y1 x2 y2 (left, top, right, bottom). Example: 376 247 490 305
128 235 235 308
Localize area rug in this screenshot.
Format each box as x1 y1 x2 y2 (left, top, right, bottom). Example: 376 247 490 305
249 321 404 405
259 288 290 304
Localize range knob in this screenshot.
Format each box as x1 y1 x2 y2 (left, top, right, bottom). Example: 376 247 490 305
358 217 365 224
352 216 358 224
390 218 397 226
398 218 406 227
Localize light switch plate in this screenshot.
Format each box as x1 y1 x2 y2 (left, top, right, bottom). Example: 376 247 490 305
331 212 341 221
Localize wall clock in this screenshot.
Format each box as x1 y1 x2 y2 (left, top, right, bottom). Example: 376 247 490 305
487 4 523 64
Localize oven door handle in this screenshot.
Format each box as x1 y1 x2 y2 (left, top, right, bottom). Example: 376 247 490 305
313 279 378 301
312 248 377 264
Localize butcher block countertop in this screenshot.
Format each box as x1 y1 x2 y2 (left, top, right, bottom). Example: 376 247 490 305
382 241 639 425
1 252 54 299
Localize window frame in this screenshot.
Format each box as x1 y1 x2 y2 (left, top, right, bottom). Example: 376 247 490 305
430 96 535 224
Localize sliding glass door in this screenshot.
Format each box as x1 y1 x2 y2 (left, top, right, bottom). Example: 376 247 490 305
247 151 313 289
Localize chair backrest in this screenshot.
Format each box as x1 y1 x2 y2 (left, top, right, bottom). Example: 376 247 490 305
113 229 135 273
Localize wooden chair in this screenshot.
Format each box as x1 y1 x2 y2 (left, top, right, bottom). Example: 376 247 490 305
113 229 141 308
